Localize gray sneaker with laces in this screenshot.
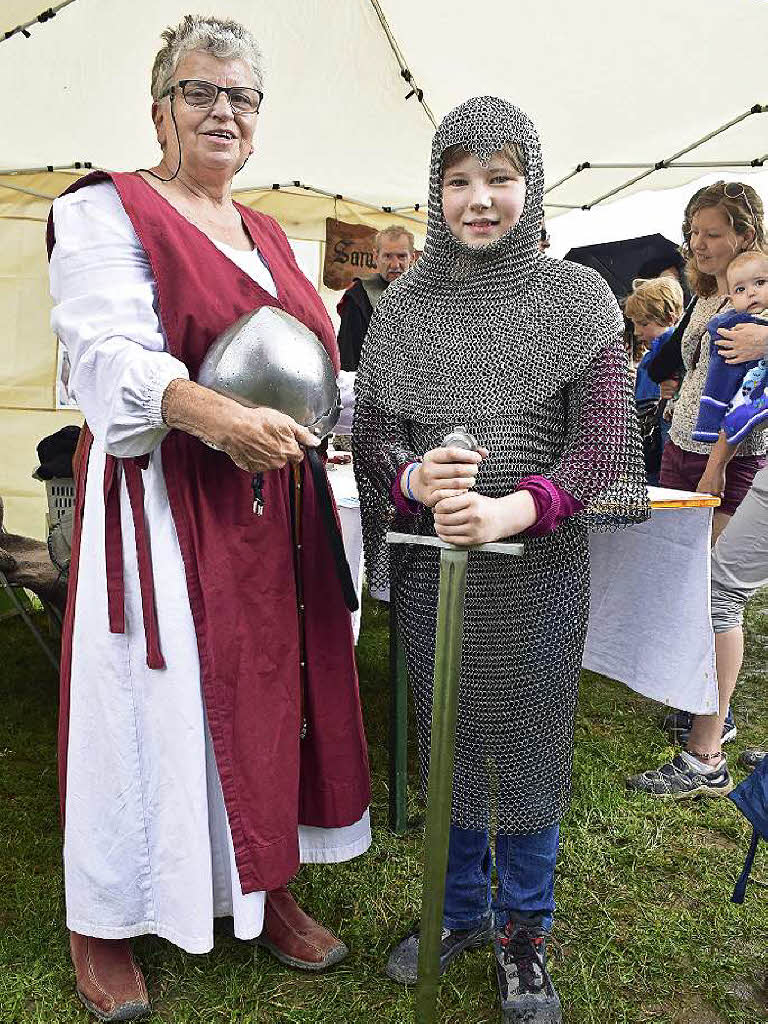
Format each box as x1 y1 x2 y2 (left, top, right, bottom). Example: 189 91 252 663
495 919 561 1023
626 753 733 799
738 748 767 772
385 914 493 985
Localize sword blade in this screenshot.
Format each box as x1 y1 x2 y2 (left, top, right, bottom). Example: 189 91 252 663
416 546 468 1023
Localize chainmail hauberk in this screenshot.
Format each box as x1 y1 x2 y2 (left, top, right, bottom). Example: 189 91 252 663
353 96 649 832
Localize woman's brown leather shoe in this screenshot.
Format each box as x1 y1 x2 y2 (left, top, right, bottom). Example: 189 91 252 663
70 932 150 1022
256 886 348 970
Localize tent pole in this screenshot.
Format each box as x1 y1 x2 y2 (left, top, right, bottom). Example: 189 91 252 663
571 103 768 209
367 0 437 129
583 160 765 170
0 182 59 201
232 182 427 226
672 160 766 168
2 0 79 43
544 164 589 195
0 162 93 176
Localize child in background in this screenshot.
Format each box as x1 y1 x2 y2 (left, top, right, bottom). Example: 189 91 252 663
693 250 768 445
625 276 685 483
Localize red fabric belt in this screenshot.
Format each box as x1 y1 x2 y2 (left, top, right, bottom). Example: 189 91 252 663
103 454 165 670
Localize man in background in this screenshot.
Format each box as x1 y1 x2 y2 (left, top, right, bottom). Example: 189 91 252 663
336 225 415 370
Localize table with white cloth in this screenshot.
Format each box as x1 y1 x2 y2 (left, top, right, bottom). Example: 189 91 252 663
584 486 719 715
328 467 719 714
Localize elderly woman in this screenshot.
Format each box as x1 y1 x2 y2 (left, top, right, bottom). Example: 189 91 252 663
48 15 370 1021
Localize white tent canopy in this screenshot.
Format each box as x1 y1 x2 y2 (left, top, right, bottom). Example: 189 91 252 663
2 0 766 210
1 0 767 537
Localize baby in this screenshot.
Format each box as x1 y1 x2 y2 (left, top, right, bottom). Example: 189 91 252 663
693 250 768 445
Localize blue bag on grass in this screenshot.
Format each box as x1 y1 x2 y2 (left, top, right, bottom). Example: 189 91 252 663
729 756 768 903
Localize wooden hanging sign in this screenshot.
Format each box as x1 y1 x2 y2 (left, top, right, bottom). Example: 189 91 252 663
323 218 378 290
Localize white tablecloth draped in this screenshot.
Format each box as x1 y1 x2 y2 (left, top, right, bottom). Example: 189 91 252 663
583 504 717 713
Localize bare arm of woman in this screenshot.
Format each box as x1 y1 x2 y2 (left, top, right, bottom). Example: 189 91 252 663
161 378 319 474
715 322 768 364
696 432 739 498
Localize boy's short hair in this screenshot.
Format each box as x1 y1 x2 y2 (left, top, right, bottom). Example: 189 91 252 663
624 276 684 325
725 248 768 286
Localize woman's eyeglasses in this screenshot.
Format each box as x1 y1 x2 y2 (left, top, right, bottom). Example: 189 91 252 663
163 79 263 115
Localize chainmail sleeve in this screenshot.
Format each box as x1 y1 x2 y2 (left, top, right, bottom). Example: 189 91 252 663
352 395 423 594
549 334 650 531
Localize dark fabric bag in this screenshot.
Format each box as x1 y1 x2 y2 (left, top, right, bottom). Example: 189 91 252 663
636 398 663 476
647 296 697 384
34 425 80 480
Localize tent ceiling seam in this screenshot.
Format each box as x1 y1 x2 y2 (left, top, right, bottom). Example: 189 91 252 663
2 0 78 43
366 0 437 129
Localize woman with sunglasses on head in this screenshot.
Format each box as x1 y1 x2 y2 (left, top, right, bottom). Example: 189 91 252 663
656 182 767 545
628 181 768 801
47 15 370 1021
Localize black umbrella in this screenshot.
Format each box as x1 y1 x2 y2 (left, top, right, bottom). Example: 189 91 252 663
564 233 687 303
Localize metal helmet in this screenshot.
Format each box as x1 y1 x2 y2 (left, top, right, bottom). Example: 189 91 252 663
198 306 341 438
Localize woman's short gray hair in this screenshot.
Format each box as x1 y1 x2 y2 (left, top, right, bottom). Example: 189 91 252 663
151 15 264 101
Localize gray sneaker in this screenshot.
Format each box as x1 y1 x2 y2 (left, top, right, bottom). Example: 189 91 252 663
385 914 493 985
662 709 737 746
495 919 561 1023
626 753 733 799
738 748 767 772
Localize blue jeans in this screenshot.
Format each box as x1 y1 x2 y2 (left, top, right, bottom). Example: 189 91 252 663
442 824 559 933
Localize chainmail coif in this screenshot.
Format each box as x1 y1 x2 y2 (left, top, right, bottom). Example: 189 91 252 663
353 96 649 831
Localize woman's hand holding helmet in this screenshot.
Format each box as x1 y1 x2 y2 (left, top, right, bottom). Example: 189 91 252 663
217 404 320 473
162 378 319 472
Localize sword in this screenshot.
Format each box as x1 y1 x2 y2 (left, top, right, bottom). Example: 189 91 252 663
386 427 523 1024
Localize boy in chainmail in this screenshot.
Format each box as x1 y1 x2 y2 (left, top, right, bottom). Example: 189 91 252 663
353 96 649 1023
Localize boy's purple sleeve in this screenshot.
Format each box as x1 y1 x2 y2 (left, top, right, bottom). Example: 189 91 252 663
388 469 583 533
391 462 421 517
515 475 583 537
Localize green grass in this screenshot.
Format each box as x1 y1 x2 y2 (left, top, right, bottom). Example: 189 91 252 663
1 594 766 1023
